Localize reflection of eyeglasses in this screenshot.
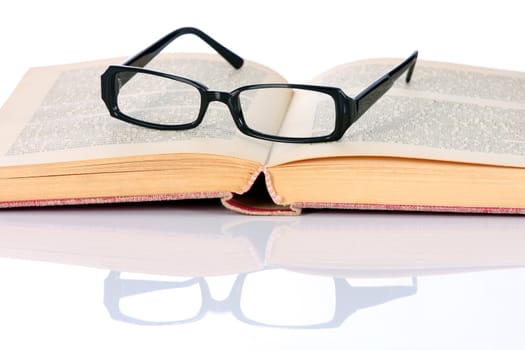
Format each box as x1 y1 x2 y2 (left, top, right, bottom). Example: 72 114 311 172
104 270 417 329
101 27 418 143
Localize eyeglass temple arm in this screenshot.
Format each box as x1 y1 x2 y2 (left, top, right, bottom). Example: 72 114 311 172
123 27 244 69
353 51 418 123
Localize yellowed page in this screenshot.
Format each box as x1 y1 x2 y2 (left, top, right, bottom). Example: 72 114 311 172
0 53 289 167
267 59 525 167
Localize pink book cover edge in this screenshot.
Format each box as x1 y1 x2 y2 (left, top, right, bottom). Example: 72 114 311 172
1 193 524 215
291 201 525 215
0 192 230 209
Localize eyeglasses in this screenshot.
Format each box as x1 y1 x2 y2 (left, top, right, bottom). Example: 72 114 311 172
101 27 418 143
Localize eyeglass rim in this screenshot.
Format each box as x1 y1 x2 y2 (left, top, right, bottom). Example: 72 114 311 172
100 27 417 143
101 64 353 143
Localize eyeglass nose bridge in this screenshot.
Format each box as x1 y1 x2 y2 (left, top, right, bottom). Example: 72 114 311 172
207 90 232 104
203 90 247 131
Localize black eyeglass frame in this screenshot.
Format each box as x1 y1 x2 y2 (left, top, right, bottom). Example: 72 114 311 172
101 27 418 143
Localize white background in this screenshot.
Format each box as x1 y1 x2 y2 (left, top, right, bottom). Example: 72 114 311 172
1 0 524 107
1 3 525 348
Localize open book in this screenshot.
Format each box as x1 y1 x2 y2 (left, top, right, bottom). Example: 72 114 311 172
1 52 525 214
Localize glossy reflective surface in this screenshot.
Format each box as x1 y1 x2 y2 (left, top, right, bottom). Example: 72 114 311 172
1 202 525 349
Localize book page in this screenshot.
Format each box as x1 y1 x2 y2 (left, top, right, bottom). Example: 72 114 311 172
267 59 525 167
0 53 289 166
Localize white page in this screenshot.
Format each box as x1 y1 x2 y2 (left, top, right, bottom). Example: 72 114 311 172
0 53 289 167
267 59 525 167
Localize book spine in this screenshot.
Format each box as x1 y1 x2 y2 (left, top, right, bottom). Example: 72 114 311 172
220 168 301 215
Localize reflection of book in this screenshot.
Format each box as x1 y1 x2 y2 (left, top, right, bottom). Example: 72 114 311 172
0 205 264 276
267 215 525 276
1 53 525 215
1 207 524 277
